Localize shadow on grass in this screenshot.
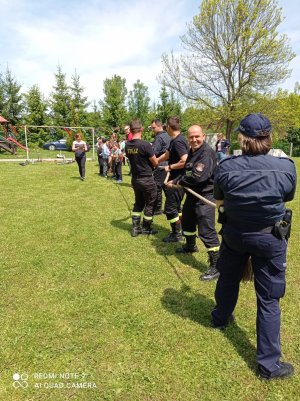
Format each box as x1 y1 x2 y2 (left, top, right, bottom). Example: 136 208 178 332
161 286 257 373
150 233 208 273
114 182 132 188
110 216 132 233
110 211 207 273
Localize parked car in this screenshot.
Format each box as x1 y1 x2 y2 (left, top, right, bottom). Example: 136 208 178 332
43 138 68 151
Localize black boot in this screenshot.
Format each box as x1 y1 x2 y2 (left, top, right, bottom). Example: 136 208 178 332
141 218 158 235
176 235 199 253
200 250 220 281
258 361 294 380
163 221 183 243
131 216 142 237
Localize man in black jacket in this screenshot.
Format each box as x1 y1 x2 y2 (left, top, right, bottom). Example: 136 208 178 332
167 124 220 280
151 119 171 215
125 119 159 236
157 116 189 242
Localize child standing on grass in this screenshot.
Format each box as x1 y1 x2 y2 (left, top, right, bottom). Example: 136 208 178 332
72 133 88 181
101 138 110 178
112 142 123 183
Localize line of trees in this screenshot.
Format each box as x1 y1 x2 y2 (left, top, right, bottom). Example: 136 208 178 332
0 65 183 146
1 0 300 154
1 64 300 155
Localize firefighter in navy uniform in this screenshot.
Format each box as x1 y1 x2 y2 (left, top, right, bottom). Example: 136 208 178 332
211 113 297 380
157 116 189 242
151 119 171 215
167 125 220 281
125 119 159 237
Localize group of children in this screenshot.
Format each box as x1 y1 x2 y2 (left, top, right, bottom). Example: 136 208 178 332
96 134 126 182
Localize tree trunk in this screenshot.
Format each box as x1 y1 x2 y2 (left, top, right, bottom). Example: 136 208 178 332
225 119 234 142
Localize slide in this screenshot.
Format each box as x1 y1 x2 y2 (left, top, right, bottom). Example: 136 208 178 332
0 136 16 154
7 136 29 151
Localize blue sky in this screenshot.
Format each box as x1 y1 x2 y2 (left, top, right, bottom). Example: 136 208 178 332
0 0 299 104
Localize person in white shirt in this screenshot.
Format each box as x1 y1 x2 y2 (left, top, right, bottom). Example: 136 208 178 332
72 133 88 181
101 138 110 178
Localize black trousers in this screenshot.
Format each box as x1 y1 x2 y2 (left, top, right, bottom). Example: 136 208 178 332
132 176 157 218
111 159 116 176
164 185 184 220
115 161 122 181
181 193 219 248
75 156 86 178
153 168 167 211
98 155 103 174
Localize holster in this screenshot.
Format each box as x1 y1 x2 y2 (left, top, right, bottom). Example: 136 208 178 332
218 206 227 225
273 209 292 240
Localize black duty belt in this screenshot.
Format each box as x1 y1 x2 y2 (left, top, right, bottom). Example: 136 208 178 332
227 220 274 233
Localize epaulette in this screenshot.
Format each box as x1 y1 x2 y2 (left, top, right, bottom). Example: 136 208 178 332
218 155 241 164
277 157 295 164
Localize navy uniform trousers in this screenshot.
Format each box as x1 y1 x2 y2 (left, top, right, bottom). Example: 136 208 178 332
212 225 287 374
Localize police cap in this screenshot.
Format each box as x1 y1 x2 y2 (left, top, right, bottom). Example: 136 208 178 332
235 113 272 137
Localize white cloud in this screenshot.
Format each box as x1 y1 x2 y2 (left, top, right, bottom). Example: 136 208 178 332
0 0 198 103
1 0 299 104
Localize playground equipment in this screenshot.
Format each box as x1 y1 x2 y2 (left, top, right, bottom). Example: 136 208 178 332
0 116 29 154
0 135 17 154
6 136 28 151
0 121 96 161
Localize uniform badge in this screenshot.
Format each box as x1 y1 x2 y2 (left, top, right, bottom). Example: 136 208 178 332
195 163 205 172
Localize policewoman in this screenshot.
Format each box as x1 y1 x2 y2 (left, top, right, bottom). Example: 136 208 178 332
211 113 297 380
125 119 159 236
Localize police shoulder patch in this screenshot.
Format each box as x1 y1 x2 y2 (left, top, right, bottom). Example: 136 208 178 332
195 162 205 172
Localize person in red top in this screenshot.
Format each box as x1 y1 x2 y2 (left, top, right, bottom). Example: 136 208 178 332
124 125 133 141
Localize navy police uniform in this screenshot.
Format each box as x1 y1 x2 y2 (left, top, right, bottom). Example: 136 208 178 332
212 144 297 377
152 130 170 213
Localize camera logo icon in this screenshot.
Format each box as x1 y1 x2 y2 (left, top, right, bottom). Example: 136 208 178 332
13 373 29 389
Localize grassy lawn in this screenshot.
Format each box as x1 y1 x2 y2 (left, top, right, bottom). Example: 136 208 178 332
0 159 299 401
0 147 95 160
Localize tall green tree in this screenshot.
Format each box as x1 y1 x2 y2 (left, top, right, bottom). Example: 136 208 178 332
161 0 295 139
23 84 49 145
70 70 89 127
100 75 128 130
87 100 102 127
0 72 5 114
1 67 24 125
49 65 71 129
127 79 150 125
156 85 181 123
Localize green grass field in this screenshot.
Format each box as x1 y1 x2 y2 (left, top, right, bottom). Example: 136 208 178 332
0 147 91 159
0 159 299 401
